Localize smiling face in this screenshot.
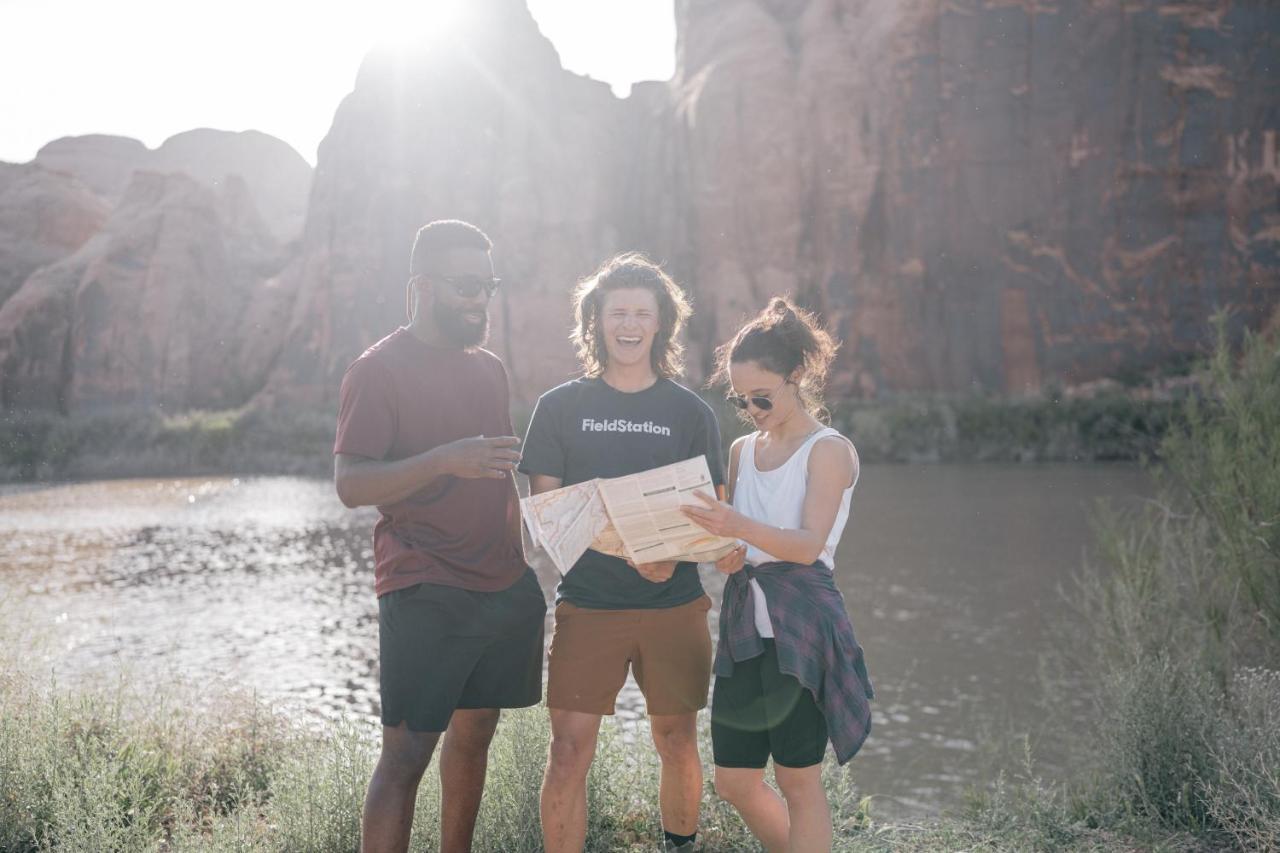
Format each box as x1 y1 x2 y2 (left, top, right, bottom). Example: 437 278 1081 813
728 359 801 430
599 287 660 373
409 246 495 348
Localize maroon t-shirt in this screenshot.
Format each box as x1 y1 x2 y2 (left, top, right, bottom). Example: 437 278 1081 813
333 327 527 597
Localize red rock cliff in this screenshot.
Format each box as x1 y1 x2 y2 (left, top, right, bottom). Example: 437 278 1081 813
2 0 1276 414
669 0 1278 395
262 0 1278 407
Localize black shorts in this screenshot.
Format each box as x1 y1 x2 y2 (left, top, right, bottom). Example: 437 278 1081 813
378 569 546 733
711 639 829 769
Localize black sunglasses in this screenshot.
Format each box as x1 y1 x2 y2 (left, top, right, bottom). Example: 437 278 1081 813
421 274 501 298
727 377 789 411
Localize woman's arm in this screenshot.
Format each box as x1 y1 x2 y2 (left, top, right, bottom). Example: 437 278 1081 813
683 436 856 565
724 434 745 504
710 436 749 574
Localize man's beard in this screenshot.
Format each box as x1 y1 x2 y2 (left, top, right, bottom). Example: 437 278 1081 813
432 297 489 348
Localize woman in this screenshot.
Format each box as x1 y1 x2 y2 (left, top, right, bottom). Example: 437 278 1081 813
682 297 873 853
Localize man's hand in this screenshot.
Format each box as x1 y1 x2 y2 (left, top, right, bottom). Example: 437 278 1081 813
439 436 522 479
627 559 678 584
714 544 747 576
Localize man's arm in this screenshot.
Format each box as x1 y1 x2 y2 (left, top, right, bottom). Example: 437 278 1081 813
335 436 522 508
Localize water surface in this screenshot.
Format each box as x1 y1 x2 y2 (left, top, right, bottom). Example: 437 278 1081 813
0 465 1147 814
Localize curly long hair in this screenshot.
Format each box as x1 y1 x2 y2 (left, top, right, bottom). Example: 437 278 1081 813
570 253 693 378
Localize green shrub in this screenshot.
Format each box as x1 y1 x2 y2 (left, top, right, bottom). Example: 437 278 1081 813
822 393 1176 464
1060 314 1280 848
1161 316 1280 642
0 406 340 482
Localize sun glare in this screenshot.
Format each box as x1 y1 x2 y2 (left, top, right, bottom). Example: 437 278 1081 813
527 0 675 97
365 0 472 51
0 0 676 164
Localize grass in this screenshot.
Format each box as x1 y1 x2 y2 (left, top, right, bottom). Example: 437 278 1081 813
0 648 1198 852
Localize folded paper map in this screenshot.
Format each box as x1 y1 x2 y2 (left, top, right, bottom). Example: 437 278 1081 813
520 456 739 575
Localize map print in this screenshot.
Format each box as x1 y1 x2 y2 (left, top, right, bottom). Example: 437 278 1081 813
520 456 737 574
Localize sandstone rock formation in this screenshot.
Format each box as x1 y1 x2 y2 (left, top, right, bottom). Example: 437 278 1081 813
31 135 150 200
260 0 1277 409
0 171 289 413
0 164 110 307
2 0 1277 416
255 0 628 407
151 130 313 242
0 129 311 415
35 129 312 241
669 0 1279 395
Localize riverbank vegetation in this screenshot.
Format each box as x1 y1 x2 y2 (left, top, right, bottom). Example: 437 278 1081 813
828 390 1178 463
1 386 1182 482
0 407 336 482
1043 316 1280 851
0 656 1200 852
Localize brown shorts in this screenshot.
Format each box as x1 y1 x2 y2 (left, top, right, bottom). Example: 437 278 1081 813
547 595 713 716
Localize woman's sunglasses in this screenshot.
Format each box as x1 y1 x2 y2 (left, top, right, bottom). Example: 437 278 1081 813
727 378 789 411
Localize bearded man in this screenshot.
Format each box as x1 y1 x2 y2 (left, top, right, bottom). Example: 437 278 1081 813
334 219 545 853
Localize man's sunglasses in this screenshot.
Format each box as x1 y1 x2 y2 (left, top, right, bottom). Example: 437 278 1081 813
420 274 502 298
727 378 788 411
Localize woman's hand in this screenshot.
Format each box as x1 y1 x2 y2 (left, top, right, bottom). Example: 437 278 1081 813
681 490 746 538
714 544 747 575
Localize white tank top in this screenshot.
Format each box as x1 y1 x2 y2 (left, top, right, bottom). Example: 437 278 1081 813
732 426 857 638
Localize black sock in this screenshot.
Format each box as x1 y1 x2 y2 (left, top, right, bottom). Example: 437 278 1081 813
664 829 697 847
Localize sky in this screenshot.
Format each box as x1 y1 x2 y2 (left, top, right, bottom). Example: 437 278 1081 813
0 0 676 165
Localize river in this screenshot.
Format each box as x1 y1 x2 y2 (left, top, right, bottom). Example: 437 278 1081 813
0 464 1148 816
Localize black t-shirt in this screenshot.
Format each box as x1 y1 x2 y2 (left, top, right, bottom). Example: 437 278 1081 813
519 376 726 610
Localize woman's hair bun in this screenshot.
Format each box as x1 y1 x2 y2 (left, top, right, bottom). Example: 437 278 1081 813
711 296 839 420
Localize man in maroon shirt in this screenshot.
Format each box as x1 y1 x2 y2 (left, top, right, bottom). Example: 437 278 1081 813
334 220 545 853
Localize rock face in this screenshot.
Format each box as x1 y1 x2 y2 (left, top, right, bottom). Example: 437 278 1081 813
35 129 312 241
151 130 313 242
3 0 1277 417
32 135 150 200
0 164 110 307
0 171 289 413
669 0 1280 395
0 130 311 414
256 0 628 407
262 0 1278 409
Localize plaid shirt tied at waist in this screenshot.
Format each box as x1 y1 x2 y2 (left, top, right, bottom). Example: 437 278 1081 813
714 561 874 764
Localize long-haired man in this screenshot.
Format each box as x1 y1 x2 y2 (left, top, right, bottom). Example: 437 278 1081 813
520 253 725 853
